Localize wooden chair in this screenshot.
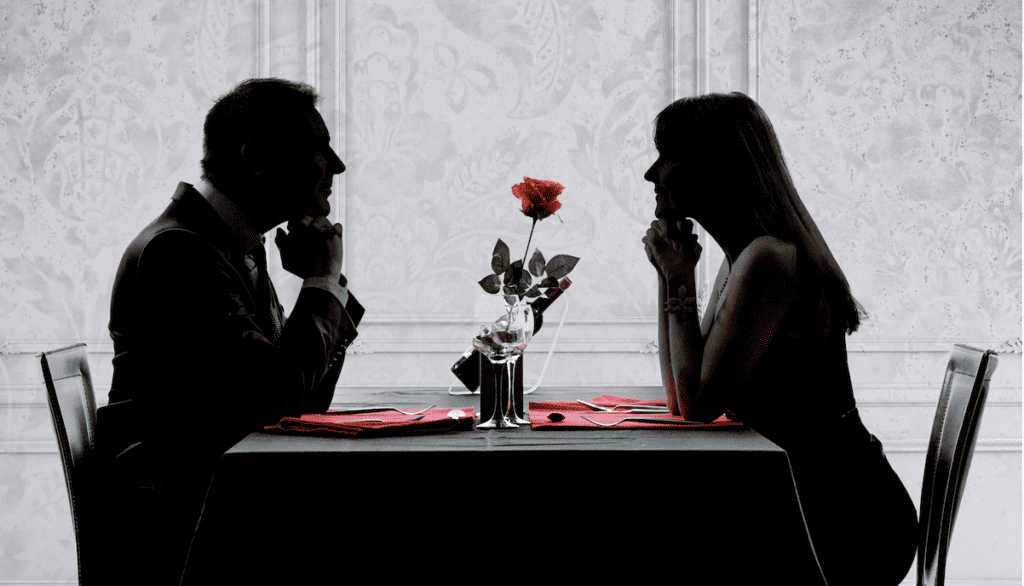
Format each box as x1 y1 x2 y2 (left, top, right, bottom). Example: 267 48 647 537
917 344 998 586
40 343 104 585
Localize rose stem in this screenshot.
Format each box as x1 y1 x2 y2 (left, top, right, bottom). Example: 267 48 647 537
522 217 537 267
519 217 538 299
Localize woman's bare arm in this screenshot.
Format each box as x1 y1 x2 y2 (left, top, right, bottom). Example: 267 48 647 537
664 270 704 418
657 275 680 415
647 222 799 420
645 218 703 417
688 236 801 420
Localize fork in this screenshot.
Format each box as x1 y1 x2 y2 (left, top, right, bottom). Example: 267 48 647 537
580 415 702 427
576 400 669 413
324 405 435 416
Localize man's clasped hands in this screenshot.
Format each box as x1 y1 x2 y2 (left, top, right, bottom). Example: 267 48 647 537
275 215 344 281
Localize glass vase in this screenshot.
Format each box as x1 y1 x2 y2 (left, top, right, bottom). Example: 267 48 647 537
472 296 534 429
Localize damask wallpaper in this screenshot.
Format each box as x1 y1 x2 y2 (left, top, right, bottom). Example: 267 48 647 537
342 0 668 321
0 0 1020 583
0 0 258 343
760 0 1021 344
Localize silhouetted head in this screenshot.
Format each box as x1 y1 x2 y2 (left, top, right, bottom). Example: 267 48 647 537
646 93 792 235
201 78 345 229
646 92 862 334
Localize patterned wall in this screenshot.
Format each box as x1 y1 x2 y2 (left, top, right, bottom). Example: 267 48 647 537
320 0 675 388
761 0 1021 344
0 0 258 344
0 1 1019 583
342 0 667 317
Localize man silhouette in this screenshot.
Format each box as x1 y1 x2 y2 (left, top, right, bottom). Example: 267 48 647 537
98 78 363 584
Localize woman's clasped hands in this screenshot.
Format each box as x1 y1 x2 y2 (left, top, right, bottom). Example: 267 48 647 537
642 217 702 283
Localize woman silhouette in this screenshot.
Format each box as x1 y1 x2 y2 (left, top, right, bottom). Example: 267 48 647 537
642 92 917 585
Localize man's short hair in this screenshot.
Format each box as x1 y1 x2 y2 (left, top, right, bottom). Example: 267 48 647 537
201 78 320 193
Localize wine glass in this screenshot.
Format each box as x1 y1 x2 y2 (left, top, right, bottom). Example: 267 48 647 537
473 295 534 429
506 345 531 425
504 295 536 425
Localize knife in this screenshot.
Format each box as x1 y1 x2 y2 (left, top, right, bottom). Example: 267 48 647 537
581 416 705 426
321 407 403 416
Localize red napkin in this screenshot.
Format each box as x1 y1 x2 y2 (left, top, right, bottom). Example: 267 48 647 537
528 394 742 430
264 408 476 437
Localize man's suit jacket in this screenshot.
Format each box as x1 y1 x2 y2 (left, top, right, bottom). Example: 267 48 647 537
99 182 364 491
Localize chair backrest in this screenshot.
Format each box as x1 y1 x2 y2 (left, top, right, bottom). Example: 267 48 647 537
918 344 998 586
40 342 98 585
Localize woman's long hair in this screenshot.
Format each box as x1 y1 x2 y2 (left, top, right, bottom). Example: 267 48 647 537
654 92 862 335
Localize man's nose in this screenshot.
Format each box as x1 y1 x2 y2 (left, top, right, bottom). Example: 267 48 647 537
328 147 345 174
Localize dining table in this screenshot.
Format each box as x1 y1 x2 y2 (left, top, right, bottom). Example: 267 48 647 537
179 387 828 585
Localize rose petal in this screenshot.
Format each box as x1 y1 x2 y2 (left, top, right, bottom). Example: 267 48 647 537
512 176 564 220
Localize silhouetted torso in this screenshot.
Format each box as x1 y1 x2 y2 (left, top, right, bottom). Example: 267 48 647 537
709 273 917 586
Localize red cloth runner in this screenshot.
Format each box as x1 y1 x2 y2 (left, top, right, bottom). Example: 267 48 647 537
265 408 476 437
528 394 742 430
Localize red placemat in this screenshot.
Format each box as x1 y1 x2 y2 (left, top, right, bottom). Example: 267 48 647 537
528 394 742 430
265 407 476 437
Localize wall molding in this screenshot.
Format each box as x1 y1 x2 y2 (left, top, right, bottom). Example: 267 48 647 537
306 0 321 93
4 384 1021 407
256 0 271 77
0 582 79 585
695 0 710 96
746 0 760 101
332 0 347 274
3 336 1020 354
670 0 716 306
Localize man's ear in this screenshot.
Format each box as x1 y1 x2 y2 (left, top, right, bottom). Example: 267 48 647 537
239 141 265 180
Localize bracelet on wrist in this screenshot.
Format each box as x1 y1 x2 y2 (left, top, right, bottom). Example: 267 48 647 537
664 296 697 317
664 284 697 317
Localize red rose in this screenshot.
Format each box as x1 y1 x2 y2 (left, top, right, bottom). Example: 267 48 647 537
511 176 563 220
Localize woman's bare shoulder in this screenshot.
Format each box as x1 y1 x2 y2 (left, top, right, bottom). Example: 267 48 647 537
733 235 799 281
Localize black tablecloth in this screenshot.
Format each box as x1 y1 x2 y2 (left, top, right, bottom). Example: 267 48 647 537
181 426 827 585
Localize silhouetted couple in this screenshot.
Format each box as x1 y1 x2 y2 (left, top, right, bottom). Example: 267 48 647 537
100 80 916 585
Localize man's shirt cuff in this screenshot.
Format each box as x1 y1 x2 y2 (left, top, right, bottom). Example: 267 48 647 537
301 276 349 307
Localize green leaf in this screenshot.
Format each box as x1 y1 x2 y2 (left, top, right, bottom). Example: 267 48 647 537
545 254 579 279
502 285 517 295
505 260 523 285
524 285 542 298
504 294 518 306
491 239 511 274
478 274 501 294
528 249 546 277
540 276 559 288
521 268 532 287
